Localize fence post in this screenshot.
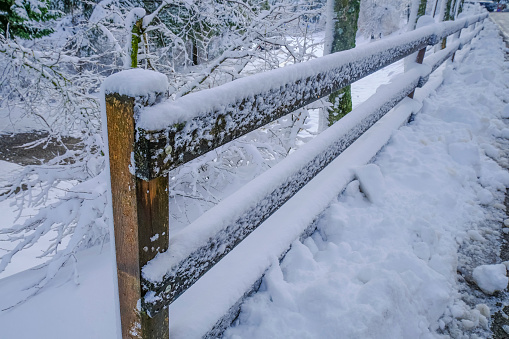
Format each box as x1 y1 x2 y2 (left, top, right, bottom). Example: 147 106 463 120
104 70 169 339
408 15 436 100
408 48 426 99
451 26 463 62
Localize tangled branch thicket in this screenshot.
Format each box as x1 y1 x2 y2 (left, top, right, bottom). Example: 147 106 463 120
0 0 327 304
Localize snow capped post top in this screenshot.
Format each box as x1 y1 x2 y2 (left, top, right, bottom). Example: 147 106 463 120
102 69 168 98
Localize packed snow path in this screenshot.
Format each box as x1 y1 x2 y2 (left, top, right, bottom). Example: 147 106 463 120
0 20 509 339
490 13 509 44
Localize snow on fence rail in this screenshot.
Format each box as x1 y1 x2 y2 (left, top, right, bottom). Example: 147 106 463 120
103 12 487 339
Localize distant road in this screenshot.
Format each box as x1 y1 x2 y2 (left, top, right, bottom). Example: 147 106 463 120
490 13 509 44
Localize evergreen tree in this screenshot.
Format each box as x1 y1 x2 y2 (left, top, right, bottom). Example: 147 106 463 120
0 0 59 39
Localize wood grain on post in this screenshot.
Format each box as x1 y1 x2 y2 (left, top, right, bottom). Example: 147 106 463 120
106 93 169 339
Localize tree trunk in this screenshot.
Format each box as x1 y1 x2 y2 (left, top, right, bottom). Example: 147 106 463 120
192 38 199 66
418 0 427 17
407 0 428 32
324 0 360 126
457 0 465 16
441 0 454 49
444 0 454 21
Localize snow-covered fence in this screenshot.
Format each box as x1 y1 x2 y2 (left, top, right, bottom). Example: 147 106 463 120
103 12 487 339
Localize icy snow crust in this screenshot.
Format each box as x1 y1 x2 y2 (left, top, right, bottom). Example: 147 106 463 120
102 68 168 97
133 14 487 180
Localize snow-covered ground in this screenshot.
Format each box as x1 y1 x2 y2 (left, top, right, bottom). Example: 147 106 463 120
0 18 508 339
224 21 509 338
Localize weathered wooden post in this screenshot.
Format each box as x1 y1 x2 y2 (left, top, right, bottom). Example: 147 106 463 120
408 15 434 99
103 69 170 339
451 25 462 62
407 46 426 100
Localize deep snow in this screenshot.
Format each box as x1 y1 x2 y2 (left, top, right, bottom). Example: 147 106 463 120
0 17 508 339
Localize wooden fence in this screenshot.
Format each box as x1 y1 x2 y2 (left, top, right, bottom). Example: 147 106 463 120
103 12 488 339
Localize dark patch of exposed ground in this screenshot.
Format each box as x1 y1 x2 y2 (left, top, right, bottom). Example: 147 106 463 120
0 131 82 166
0 131 84 196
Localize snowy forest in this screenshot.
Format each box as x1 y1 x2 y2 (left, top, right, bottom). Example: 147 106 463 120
3 0 508 338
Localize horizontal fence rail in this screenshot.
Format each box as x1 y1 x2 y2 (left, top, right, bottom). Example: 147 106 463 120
134 13 486 181
103 12 487 339
139 13 487 312
141 67 424 314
